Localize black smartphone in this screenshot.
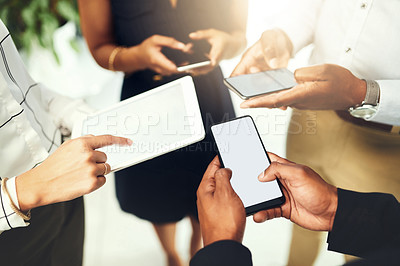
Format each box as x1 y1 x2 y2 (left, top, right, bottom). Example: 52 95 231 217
211 115 285 216
224 68 297 100
162 40 211 71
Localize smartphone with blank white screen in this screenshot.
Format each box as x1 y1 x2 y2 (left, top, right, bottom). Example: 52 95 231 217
211 116 285 215
224 68 297 100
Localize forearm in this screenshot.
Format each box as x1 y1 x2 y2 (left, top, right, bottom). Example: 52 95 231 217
89 43 117 70
90 43 146 73
78 0 146 73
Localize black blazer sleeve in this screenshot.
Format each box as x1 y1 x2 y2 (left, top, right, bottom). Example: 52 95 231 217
327 188 400 258
190 240 253 266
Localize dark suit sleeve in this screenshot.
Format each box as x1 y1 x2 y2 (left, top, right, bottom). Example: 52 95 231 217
327 189 400 258
344 247 400 266
190 240 252 266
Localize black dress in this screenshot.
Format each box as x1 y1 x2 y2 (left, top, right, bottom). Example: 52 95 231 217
111 0 240 224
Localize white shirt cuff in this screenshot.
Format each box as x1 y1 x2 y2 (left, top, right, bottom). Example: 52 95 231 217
367 80 400 126
0 177 29 232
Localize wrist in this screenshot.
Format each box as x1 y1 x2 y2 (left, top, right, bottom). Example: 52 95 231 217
116 46 146 73
15 170 43 211
352 78 367 106
203 227 244 247
328 186 338 231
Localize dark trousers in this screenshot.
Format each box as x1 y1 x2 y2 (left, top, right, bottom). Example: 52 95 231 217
0 197 84 266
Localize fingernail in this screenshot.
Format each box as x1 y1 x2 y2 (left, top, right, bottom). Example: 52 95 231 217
249 67 259 73
258 171 265 180
177 43 185 49
269 58 278 69
189 32 196 38
127 139 133 145
240 102 249 108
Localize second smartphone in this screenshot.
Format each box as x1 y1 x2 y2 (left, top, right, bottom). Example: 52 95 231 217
224 68 297 100
211 116 285 215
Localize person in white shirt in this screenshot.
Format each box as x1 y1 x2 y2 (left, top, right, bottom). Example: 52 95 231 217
232 0 400 265
0 20 131 265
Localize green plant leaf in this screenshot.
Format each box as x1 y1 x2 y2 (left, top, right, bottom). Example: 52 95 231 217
21 7 36 28
1 0 80 63
57 0 80 24
37 0 50 9
69 38 81 53
38 12 59 48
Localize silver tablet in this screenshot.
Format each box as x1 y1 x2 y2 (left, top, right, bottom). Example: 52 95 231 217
72 76 205 172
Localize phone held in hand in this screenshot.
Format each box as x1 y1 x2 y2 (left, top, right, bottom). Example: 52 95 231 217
224 68 297 100
162 39 211 72
211 116 285 216
177 61 211 72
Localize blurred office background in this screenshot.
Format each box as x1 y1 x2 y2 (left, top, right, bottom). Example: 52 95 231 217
10 0 344 265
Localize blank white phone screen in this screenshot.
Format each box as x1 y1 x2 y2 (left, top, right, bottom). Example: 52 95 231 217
211 117 282 208
226 68 297 97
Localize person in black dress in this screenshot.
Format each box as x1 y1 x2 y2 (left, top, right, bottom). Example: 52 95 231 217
78 1 247 265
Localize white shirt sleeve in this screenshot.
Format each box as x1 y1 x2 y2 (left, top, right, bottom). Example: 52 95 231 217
366 80 400 126
277 0 324 55
0 177 29 233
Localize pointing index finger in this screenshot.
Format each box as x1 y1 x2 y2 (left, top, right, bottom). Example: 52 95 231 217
86 135 132 150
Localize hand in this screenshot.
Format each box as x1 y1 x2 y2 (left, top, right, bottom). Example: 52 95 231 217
16 135 132 211
197 156 246 246
134 35 191 75
254 153 338 231
188 29 246 75
241 64 367 110
231 28 292 76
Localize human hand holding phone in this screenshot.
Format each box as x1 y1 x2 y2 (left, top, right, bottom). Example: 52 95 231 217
197 151 338 249
188 28 246 75
240 64 366 110
197 156 246 246
254 153 338 231
231 29 293 77
162 39 211 74
135 35 191 75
